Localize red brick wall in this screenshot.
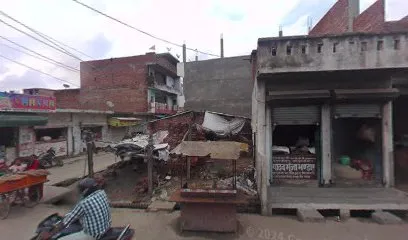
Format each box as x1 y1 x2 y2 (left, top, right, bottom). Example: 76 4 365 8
148 112 205 149
54 89 80 109
353 0 385 33
309 0 349 36
79 53 156 113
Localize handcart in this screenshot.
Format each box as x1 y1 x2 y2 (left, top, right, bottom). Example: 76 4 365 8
0 170 49 219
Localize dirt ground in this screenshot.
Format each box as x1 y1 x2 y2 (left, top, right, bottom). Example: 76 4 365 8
102 156 255 205
2 204 408 240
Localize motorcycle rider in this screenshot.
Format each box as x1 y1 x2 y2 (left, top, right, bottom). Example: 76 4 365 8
53 178 112 240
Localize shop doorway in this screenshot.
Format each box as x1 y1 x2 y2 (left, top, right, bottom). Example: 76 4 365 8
332 118 382 187
271 124 320 186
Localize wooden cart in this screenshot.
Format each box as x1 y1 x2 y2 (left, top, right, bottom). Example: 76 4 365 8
169 141 247 233
0 170 48 219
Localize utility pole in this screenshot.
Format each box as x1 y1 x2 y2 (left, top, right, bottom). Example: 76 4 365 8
146 134 154 196
195 49 198 61
84 130 94 177
220 34 224 58
182 42 186 63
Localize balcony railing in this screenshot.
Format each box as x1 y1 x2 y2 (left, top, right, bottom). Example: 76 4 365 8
149 102 178 115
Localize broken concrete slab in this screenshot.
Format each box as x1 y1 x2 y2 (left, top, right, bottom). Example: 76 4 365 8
297 209 325 222
372 211 403 224
147 200 176 212
42 185 73 204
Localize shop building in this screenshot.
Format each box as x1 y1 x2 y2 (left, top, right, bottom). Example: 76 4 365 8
252 31 408 215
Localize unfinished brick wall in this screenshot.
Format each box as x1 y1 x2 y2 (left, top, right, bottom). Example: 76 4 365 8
309 0 349 36
148 112 205 149
79 53 156 113
353 0 385 33
78 53 179 113
54 89 80 109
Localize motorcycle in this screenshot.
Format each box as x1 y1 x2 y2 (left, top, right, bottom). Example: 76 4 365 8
38 148 63 169
31 213 135 240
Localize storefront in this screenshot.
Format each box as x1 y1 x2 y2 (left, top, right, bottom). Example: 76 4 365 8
271 105 321 186
0 92 55 160
107 117 141 142
332 104 383 186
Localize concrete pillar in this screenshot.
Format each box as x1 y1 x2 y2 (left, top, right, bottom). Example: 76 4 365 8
254 78 269 215
382 101 394 187
67 126 74 156
348 0 360 32
321 104 332 185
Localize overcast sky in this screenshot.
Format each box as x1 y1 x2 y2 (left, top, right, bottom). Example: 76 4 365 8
0 0 407 91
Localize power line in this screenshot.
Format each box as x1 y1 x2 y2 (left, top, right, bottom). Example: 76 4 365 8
70 0 220 57
0 36 80 72
0 18 87 63
0 10 94 60
0 54 79 87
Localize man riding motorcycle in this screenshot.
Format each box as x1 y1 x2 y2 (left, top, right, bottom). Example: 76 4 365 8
43 178 111 240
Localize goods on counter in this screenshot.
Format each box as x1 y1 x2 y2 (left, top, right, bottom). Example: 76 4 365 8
340 155 351 165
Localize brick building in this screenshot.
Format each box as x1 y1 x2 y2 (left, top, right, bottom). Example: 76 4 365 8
309 0 408 36
80 52 182 115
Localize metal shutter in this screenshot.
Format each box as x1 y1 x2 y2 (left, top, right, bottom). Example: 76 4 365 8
334 104 382 118
273 106 320 125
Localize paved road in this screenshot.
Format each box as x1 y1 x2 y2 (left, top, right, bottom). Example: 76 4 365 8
46 152 118 185
1 204 408 240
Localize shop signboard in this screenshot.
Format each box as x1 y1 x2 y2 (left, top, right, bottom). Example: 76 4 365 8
0 92 56 112
272 155 317 180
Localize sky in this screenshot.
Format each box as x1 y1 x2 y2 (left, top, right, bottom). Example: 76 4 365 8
0 0 407 91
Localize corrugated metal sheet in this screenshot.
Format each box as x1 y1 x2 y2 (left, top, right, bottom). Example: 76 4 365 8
272 106 320 125
335 104 381 118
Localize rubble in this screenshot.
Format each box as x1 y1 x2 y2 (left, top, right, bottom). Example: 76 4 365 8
217 176 258 196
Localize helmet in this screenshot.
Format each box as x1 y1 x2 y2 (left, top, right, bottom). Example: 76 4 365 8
78 178 98 197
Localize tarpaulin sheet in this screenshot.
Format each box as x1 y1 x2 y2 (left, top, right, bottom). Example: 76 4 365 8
201 112 245 137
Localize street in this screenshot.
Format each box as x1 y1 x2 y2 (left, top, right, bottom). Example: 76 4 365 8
1 204 408 240
0 153 408 240
46 152 118 185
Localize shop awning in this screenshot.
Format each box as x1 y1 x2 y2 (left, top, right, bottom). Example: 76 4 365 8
267 90 330 104
334 88 400 101
108 117 141 127
0 113 48 127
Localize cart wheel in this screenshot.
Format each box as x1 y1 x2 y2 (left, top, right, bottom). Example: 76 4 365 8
0 194 11 220
24 186 41 208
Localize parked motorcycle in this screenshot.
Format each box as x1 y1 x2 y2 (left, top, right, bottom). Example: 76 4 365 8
31 213 134 240
38 148 63 169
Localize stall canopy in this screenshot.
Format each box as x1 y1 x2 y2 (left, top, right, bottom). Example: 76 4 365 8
108 117 141 127
0 113 48 127
171 141 246 160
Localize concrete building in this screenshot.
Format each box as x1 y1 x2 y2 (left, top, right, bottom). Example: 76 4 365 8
183 56 253 118
252 0 408 216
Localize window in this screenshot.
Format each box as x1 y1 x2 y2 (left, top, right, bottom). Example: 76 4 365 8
394 39 401 50
361 42 367 51
333 42 338 53
317 43 323 53
301 45 307 54
377 40 384 51
286 45 292 55
271 47 277 56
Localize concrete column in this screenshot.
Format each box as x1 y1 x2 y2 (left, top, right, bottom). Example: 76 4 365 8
67 126 73 156
348 0 360 32
321 104 332 185
254 78 269 215
382 101 394 187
